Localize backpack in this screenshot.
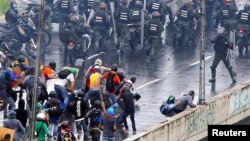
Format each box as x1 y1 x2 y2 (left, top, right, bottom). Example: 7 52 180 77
90 109 103 126
58 69 71 79
106 72 116 93
160 102 175 116
47 99 63 117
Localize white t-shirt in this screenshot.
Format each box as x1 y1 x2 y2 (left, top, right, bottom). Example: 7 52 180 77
46 73 75 94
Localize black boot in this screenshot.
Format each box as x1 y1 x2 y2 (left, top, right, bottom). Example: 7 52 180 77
228 67 237 83
209 68 216 82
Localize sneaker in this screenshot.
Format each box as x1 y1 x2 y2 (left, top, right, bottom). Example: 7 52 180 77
124 128 129 134
77 132 82 140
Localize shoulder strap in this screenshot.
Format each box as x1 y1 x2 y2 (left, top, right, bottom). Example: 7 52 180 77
37 122 44 135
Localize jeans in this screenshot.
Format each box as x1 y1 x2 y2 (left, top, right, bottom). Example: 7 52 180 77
102 136 115 141
54 85 69 110
123 112 136 131
76 120 89 141
84 89 102 105
48 123 59 137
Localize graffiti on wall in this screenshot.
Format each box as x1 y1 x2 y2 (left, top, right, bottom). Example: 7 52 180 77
186 102 216 135
229 86 250 116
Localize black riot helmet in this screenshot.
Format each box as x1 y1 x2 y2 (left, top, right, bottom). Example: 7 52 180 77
135 0 143 9
49 61 56 70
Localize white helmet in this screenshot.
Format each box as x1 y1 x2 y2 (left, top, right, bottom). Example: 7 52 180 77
36 112 45 120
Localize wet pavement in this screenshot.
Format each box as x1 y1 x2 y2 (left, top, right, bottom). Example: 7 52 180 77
1 1 250 140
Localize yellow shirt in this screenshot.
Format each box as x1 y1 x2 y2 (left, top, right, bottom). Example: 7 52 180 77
89 72 102 90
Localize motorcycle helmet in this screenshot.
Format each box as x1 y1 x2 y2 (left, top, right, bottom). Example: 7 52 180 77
111 64 118 72
167 95 175 104
99 2 107 10
107 107 115 115
17 55 25 63
49 61 56 70
36 112 45 120
152 11 160 19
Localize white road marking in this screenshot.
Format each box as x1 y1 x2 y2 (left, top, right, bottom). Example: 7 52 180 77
189 56 213 66
135 79 161 90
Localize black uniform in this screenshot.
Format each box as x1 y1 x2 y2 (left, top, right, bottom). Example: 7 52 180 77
90 10 111 51
56 0 75 25
115 4 131 51
215 3 236 33
209 34 236 83
145 17 164 62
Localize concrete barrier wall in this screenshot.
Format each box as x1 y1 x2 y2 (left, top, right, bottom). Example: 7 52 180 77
124 81 250 141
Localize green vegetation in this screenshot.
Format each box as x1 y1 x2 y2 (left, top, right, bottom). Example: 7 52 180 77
0 0 10 16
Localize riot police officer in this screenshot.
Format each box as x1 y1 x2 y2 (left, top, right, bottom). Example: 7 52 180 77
147 0 167 24
145 11 164 63
5 0 19 28
175 0 197 48
90 2 111 52
115 0 131 55
209 27 236 83
56 0 75 26
235 4 250 57
236 4 250 27
130 0 143 24
214 0 237 36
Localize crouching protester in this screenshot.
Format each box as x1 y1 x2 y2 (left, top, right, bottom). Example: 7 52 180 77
160 95 177 117
160 91 196 117
173 90 196 114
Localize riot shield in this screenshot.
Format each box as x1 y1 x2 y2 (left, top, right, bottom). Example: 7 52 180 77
110 1 118 45
141 0 146 48
87 9 95 26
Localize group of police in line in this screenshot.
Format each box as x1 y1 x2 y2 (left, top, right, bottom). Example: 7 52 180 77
5 0 250 83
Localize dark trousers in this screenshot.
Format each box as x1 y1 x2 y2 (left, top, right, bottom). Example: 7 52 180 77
123 112 136 131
